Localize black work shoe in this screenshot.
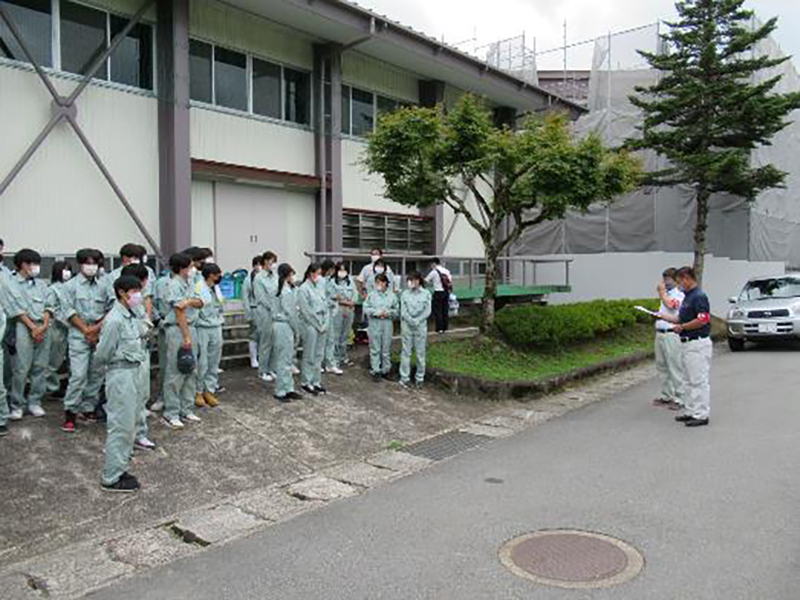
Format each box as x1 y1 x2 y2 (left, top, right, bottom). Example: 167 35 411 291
414 381 425 390
79 410 100 423
102 475 140 493
301 385 319 396
0 425 8 437
274 395 291 404
371 373 383 381
674 415 694 423
685 418 709 428
314 386 327 395
286 391 304 400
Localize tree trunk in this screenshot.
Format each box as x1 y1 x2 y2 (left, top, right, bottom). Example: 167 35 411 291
693 188 710 285
481 248 499 332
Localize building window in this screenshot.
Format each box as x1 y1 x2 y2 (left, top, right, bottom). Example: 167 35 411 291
60 0 107 79
342 84 351 135
252 57 281 119
284 66 310 125
351 87 374 137
343 209 434 254
214 46 247 111
377 95 399 117
109 15 152 89
0 0 52 67
189 39 212 103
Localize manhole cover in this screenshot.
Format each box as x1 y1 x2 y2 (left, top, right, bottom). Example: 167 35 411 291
399 431 490 461
499 530 644 589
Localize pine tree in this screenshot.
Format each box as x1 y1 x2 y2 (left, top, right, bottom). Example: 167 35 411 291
628 0 800 282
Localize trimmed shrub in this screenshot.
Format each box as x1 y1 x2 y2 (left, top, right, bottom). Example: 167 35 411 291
495 298 661 349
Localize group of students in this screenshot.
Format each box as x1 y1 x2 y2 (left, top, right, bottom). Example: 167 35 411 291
0 239 451 493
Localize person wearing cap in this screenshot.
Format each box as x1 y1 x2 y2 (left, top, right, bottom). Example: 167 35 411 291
658 266 712 428
157 253 204 430
653 268 686 411
194 263 224 409
94 275 148 493
62 248 109 433
45 261 73 398
6 249 53 420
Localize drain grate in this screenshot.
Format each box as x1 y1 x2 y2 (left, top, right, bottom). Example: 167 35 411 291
399 431 491 461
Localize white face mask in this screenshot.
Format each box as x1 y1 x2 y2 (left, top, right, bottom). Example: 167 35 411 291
29 265 41 278
375 267 385 275
205 257 214 264
130 258 141 265
142 255 148 264
407 280 418 289
62 270 72 282
128 291 143 308
337 270 348 279
188 266 197 279
370 255 380 263
82 264 99 278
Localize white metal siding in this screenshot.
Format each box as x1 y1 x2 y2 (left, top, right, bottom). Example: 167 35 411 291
343 52 419 103
0 65 159 254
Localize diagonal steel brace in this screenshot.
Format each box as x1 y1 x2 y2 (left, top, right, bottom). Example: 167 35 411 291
0 0 162 257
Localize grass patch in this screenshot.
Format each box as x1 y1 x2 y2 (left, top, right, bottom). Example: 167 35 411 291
427 323 655 382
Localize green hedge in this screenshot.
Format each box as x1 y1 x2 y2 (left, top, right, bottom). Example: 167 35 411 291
495 298 661 349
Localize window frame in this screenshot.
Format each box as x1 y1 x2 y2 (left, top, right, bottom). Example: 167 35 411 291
341 83 416 138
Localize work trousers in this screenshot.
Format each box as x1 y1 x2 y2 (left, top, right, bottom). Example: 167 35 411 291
196 326 223 394
102 366 139 485
273 321 296 397
0 318 8 426
300 323 325 388
655 331 685 404
10 321 51 411
681 337 712 420
47 322 68 393
255 308 274 377
432 291 449 333
163 326 198 421
322 307 338 369
368 318 393 375
333 307 355 365
64 330 105 414
399 323 427 384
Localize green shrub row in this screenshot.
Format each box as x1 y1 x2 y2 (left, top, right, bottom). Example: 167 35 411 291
495 298 661 349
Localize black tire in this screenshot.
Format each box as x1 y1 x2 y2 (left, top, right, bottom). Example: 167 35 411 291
728 337 746 352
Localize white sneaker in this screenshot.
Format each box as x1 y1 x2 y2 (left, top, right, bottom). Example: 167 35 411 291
183 414 201 423
250 360 260 369
9 408 23 421
29 406 46 418
134 438 156 450
291 366 300 375
260 373 275 383
327 367 343 376
150 400 164 412
217 368 224 374
162 416 184 429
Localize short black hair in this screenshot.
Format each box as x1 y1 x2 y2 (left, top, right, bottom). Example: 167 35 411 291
407 270 425 287
662 267 677 279
114 275 142 299
676 267 697 281
0 238 4 247
14 248 41 268
121 263 149 283
182 246 202 261
119 243 142 259
76 248 102 265
321 258 336 273
198 247 213 261
375 273 389 285
431 257 441 265
252 255 265 268
263 251 277 263
51 260 71 283
370 247 384 255
170 252 192 274
201 263 221 280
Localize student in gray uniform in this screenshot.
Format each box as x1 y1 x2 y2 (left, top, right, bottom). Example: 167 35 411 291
254 251 279 383
320 259 343 376
194 263 224 409
120 264 156 451
331 262 358 368
46 261 72 398
272 264 304 403
95 275 148 493
0 261 8 437
399 271 432 389
158 253 204 430
363 273 399 380
297 263 329 396
242 255 265 369
6 249 53 420
62 248 108 433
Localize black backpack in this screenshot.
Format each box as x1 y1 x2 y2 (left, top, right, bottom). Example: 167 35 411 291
437 268 453 294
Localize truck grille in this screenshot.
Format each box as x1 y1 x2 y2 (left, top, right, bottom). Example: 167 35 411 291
747 309 790 319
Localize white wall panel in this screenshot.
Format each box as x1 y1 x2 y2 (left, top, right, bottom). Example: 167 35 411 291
0 65 159 255
343 52 418 103
191 107 316 176
191 180 216 249
341 139 417 216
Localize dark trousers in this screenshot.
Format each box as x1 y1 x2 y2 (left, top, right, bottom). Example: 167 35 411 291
432 291 449 332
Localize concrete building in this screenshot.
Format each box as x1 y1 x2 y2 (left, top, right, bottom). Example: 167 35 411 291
0 0 582 272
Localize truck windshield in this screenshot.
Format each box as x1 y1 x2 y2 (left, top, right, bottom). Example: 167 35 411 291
741 278 800 301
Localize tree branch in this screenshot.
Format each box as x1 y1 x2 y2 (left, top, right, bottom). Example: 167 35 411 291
464 178 494 229
444 188 490 239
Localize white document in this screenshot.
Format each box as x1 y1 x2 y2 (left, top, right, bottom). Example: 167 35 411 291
634 305 660 317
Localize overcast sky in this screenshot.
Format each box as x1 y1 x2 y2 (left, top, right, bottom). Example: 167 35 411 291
357 0 800 71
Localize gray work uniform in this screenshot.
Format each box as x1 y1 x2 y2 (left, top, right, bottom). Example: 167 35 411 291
46 282 70 394
153 274 171 394
0 278 9 427
253 270 279 376
363 289 399 375
94 301 147 486
195 280 224 394
7 273 53 412
157 275 200 420
321 276 339 369
297 279 329 388
399 287 432 384
241 271 259 343
63 273 109 414
272 285 299 397
331 277 358 365
655 287 686 405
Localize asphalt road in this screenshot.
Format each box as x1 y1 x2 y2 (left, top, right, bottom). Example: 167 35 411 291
91 346 800 600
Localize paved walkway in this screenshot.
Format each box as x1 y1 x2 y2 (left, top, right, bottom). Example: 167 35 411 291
88 345 800 600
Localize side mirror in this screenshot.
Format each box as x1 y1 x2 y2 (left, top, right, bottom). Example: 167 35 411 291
728 296 738 304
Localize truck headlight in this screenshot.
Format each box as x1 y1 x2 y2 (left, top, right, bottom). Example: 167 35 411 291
728 308 745 320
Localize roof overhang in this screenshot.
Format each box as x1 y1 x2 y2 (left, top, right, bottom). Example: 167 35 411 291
221 0 587 118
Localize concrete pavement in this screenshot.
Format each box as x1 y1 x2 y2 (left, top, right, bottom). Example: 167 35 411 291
90 345 800 600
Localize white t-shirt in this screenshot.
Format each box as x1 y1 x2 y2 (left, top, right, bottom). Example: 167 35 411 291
657 287 684 331
358 263 394 285
425 266 452 292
